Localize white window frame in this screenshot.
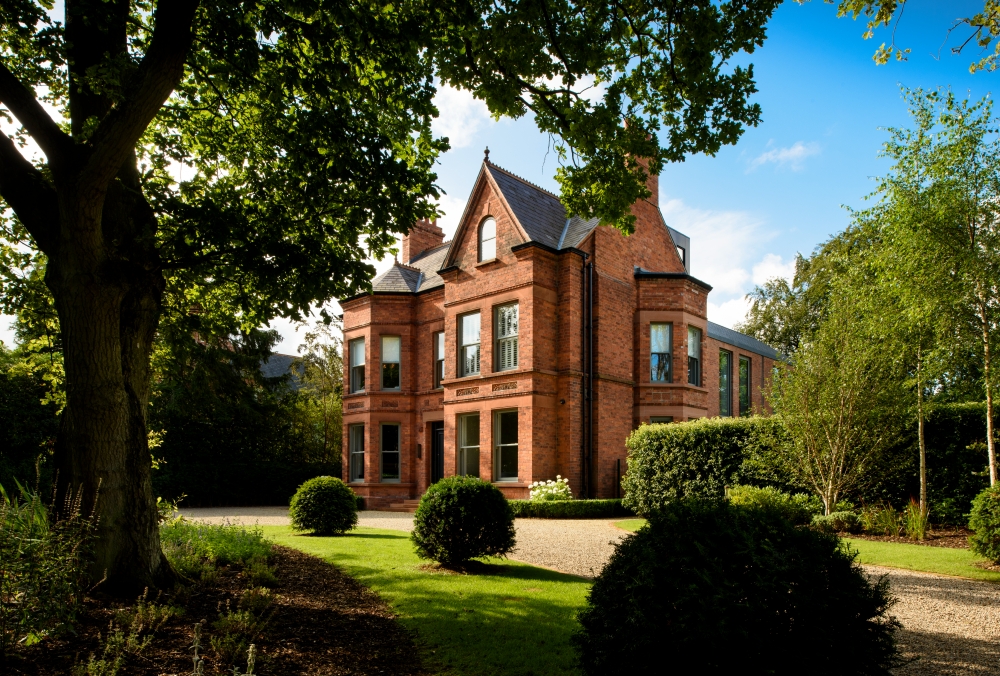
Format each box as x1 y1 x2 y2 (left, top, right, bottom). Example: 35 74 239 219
479 217 497 262
381 335 401 390
493 409 518 481
650 322 672 383
458 413 480 477
349 338 365 393
380 423 401 482
348 424 365 483
688 326 702 386
719 349 733 417
434 331 445 388
459 312 481 377
495 303 519 372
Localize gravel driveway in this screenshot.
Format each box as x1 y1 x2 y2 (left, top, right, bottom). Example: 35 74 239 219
182 507 1000 674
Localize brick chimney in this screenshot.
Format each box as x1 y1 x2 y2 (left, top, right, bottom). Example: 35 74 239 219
401 218 445 263
635 156 658 208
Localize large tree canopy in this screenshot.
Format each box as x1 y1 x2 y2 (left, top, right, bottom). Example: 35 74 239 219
0 0 782 591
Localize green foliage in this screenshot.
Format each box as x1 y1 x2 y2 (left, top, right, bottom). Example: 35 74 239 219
574 500 900 675
411 477 516 566
621 416 793 516
0 345 59 492
508 499 634 519
726 484 821 525
150 328 339 506
288 476 358 536
812 511 863 534
904 499 929 540
211 599 271 670
859 505 903 536
159 519 273 583
969 485 1000 563
0 481 96 659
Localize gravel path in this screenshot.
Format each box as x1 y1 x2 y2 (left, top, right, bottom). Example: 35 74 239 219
182 508 1000 674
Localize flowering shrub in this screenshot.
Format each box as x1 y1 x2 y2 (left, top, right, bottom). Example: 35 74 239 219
529 476 572 502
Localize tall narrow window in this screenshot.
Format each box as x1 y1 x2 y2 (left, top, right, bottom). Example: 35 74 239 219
495 304 519 371
494 410 518 481
434 331 445 388
459 312 481 376
739 356 751 416
719 349 732 417
381 335 400 389
650 323 672 382
349 338 365 393
479 217 496 262
349 425 365 482
458 414 480 477
687 326 701 386
380 423 400 481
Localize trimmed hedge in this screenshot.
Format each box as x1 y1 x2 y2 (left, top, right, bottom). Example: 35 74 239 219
508 499 634 519
622 416 793 516
969 485 1000 563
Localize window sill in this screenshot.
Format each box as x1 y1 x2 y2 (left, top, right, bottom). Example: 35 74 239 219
476 258 500 268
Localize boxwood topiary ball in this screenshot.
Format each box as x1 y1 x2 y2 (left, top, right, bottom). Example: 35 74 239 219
574 499 900 675
411 476 516 566
289 476 358 535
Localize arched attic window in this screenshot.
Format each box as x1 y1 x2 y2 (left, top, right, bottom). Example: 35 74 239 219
479 217 496 262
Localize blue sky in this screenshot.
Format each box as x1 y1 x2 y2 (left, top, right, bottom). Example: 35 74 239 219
0 1 993 352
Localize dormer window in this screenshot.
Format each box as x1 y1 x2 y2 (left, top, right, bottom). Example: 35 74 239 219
677 246 686 266
479 217 496 262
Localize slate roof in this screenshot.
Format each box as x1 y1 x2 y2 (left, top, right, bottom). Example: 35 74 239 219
407 242 450 292
561 214 601 249
486 164 570 249
260 353 304 389
707 321 782 360
370 262 423 293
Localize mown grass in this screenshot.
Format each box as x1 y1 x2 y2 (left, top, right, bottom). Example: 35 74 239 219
261 525 590 676
614 518 646 532
613 517 1000 583
844 538 1000 583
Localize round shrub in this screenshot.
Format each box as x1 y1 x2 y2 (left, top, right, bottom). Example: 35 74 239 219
411 476 516 566
575 499 900 676
969 484 1000 563
288 476 358 535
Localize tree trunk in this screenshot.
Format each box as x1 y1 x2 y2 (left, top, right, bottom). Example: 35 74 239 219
980 297 997 485
49 162 172 594
917 352 927 517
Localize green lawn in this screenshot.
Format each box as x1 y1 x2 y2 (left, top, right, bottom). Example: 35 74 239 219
614 518 645 532
261 525 591 676
612 518 1000 583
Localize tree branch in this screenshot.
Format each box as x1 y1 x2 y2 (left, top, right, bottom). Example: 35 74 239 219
0 132 59 255
0 60 73 166
82 0 200 192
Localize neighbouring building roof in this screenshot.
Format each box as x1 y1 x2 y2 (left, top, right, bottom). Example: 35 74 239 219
261 353 304 389
707 321 781 360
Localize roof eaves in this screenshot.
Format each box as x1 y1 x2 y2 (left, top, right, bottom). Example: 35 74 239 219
633 268 712 292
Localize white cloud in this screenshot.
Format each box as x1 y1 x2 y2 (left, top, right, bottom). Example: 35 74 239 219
431 85 491 149
751 253 796 286
748 141 820 172
661 196 797 329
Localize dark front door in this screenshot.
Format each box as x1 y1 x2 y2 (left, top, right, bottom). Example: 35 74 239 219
430 421 445 484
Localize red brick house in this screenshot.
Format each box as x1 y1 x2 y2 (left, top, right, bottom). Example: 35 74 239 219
340 156 780 508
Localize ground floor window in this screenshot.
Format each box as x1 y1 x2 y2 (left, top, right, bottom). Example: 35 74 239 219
719 349 732 417
739 356 751 416
650 416 674 424
381 423 400 481
349 424 365 482
494 410 518 481
458 413 480 477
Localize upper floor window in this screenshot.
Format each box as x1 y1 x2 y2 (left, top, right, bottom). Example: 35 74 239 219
739 356 751 416
479 217 496 262
434 331 445 388
719 349 732 417
650 322 672 382
381 335 400 389
687 326 701 386
495 303 519 371
459 312 481 376
349 338 365 393
677 246 686 266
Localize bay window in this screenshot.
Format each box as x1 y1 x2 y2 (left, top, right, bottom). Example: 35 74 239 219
381 335 401 389
349 425 365 482
349 338 365 393
650 322 672 382
380 423 400 481
687 326 701 386
458 414 480 477
494 410 518 481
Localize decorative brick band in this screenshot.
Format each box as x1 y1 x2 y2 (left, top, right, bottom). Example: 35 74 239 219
347 402 364 409
456 387 480 396
492 381 518 392
381 400 399 408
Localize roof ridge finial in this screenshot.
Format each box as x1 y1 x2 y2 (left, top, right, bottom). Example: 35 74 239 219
484 146 490 162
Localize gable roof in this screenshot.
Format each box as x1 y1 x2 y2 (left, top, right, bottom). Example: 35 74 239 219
707 321 781 360
484 164 568 249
